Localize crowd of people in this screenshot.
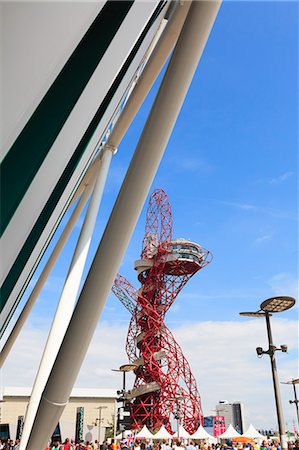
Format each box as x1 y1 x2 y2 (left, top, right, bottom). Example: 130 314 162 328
0 437 298 450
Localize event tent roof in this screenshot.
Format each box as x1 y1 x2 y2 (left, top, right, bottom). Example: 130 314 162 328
172 425 191 439
243 424 265 439
135 425 155 439
153 425 173 439
190 425 215 440
218 424 241 439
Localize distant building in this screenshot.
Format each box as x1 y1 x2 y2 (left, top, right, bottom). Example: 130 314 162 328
216 400 246 434
0 387 117 442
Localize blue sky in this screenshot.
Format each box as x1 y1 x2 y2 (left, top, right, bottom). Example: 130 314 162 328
3 0 298 430
104 0 297 323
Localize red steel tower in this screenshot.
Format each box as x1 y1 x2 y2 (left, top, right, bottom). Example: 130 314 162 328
112 189 211 434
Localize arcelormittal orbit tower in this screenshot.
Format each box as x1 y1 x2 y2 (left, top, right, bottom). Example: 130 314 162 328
112 189 212 433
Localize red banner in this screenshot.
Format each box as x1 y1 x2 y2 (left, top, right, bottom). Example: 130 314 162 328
214 416 226 437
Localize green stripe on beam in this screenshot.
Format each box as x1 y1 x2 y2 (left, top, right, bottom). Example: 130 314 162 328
0 1 134 236
0 1 166 329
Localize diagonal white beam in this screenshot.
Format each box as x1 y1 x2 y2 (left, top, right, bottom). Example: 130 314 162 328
19 145 115 450
1 0 191 366
0 175 96 368
25 2 221 448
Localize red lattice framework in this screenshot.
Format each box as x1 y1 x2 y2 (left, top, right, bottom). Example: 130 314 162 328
112 189 212 434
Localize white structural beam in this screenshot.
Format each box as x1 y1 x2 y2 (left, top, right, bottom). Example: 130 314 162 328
19 5 193 448
25 2 221 448
1 0 190 366
19 145 114 450
106 1 191 150
0 176 96 368
72 0 191 202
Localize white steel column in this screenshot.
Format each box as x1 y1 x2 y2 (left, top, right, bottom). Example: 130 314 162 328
72 0 191 204
25 2 221 448
1 0 190 387
20 146 114 450
106 0 191 150
1 0 189 364
0 177 96 368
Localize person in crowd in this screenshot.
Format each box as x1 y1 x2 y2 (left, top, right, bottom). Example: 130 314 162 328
13 441 20 450
77 440 87 450
101 441 109 450
111 440 118 450
174 441 186 450
121 441 130 450
134 440 141 450
186 442 196 450
62 438 72 450
165 440 171 450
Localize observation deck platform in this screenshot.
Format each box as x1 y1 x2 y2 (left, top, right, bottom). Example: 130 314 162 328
135 238 211 280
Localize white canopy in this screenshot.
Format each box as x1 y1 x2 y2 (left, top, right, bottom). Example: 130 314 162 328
153 425 173 439
172 425 191 439
135 425 155 439
115 433 123 440
243 424 265 439
190 425 215 440
218 424 241 439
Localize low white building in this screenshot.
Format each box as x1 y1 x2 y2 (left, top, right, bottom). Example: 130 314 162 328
0 387 117 442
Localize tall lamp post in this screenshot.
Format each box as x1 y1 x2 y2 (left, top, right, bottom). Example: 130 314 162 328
240 295 296 450
281 378 299 428
95 406 108 443
174 395 184 440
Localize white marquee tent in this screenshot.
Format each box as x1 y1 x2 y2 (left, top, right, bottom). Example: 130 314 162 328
153 425 173 440
243 424 265 439
135 425 155 439
218 424 241 439
190 425 215 441
172 425 191 439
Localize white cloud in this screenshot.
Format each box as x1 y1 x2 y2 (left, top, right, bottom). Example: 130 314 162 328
2 318 298 430
219 201 296 220
268 273 298 298
255 234 272 244
221 201 256 211
270 172 294 184
166 155 215 174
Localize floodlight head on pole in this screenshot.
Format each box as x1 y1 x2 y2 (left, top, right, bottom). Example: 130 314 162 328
260 296 296 313
239 295 296 450
281 378 299 385
239 311 268 318
119 364 138 372
281 378 299 428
